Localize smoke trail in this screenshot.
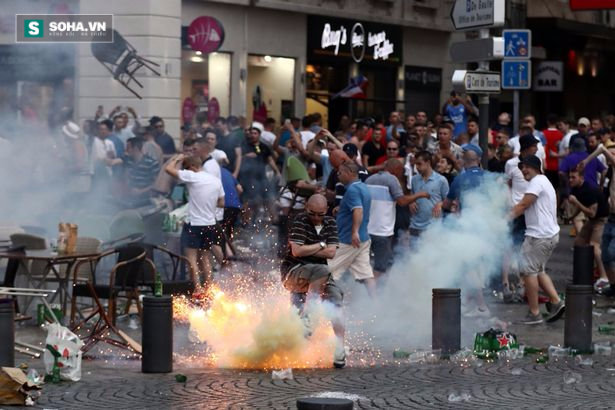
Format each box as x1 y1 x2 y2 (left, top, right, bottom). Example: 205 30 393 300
349 174 512 349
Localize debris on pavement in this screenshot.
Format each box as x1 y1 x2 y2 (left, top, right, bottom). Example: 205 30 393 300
272 368 293 380
0 367 42 406
448 392 471 402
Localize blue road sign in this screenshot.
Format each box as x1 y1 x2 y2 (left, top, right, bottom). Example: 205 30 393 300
503 29 531 59
502 60 531 89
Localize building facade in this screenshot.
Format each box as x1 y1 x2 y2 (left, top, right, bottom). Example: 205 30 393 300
4 0 615 140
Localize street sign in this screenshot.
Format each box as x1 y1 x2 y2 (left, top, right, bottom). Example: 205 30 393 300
503 30 531 59
452 70 501 94
450 37 504 63
502 60 531 90
450 0 506 30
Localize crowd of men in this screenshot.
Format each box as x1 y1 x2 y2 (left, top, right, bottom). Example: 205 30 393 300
49 97 615 367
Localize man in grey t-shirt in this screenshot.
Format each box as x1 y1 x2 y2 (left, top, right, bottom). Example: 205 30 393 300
366 159 429 281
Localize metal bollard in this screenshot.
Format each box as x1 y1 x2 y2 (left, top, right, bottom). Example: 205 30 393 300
142 295 173 373
432 288 461 356
573 245 594 286
564 285 593 352
0 299 15 367
297 397 354 410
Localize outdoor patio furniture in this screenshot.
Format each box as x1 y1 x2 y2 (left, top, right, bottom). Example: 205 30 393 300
70 244 150 354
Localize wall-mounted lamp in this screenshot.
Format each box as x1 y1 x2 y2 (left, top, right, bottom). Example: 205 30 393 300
240 68 247 81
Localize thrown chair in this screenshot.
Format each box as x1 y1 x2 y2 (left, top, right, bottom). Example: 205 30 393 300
70 244 153 326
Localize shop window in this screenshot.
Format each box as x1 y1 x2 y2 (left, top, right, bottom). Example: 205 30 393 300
247 55 295 123
181 50 231 126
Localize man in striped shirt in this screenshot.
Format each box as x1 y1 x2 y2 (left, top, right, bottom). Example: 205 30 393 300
281 194 346 368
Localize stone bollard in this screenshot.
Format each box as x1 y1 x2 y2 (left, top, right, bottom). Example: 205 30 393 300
564 285 593 352
0 299 15 367
142 295 173 373
432 288 461 356
297 398 354 410
573 245 594 286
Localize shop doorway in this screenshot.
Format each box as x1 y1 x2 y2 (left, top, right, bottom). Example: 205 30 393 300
247 55 295 123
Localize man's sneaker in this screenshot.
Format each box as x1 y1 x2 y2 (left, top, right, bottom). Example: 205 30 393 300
520 311 543 325
333 344 346 369
545 300 565 323
599 285 615 297
463 307 491 318
595 278 610 292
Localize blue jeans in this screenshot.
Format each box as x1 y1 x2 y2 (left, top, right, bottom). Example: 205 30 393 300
601 221 615 266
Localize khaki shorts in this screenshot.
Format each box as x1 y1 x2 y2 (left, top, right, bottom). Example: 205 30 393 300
283 264 343 306
328 241 374 281
576 217 606 246
520 234 559 276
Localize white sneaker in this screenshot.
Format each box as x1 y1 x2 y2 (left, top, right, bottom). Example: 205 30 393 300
595 278 610 292
128 315 139 330
463 307 491 318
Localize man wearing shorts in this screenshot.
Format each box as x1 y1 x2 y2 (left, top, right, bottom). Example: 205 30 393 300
281 194 346 368
165 155 225 288
328 161 376 296
511 155 565 324
568 169 609 289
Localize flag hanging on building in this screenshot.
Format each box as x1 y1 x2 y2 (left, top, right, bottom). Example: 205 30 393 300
332 75 368 99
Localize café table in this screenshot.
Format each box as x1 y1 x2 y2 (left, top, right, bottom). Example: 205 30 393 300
0 248 102 317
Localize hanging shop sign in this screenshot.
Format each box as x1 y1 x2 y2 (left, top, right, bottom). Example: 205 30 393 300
308 16 401 65
533 61 563 92
187 16 224 54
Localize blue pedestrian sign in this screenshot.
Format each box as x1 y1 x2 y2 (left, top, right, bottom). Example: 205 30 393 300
502 60 531 90
503 29 531 59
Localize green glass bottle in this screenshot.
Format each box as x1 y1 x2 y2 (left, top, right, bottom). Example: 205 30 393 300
154 271 163 297
52 358 61 383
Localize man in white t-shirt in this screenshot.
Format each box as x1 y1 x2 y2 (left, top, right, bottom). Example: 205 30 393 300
203 131 229 166
508 125 546 161
259 118 277 147
165 155 225 288
300 115 316 149
503 134 540 300
556 118 577 162
511 154 564 325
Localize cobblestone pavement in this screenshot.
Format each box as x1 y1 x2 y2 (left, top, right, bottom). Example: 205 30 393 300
26 357 615 409
10 226 615 409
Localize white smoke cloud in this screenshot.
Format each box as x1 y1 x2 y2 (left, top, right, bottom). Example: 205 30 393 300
346 174 512 350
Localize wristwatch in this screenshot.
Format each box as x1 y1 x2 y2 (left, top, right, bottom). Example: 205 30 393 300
319 241 326 249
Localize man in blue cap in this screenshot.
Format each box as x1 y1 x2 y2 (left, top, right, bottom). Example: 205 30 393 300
442 143 490 316
444 143 485 212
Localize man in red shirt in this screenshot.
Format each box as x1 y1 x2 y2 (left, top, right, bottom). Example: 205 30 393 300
543 114 563 191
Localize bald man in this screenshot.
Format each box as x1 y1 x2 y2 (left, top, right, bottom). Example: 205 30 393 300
281 193 347 368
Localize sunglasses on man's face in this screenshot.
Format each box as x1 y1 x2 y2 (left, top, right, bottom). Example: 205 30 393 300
307 210 326 217
387 147 398 151
154 124 164 129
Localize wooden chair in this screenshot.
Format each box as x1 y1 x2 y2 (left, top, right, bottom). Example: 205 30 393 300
140 243 196 295
70 244 153 326
70 244 151 354
9 233 48 294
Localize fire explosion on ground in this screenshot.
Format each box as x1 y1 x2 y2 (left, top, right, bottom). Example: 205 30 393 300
173 280 338 370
